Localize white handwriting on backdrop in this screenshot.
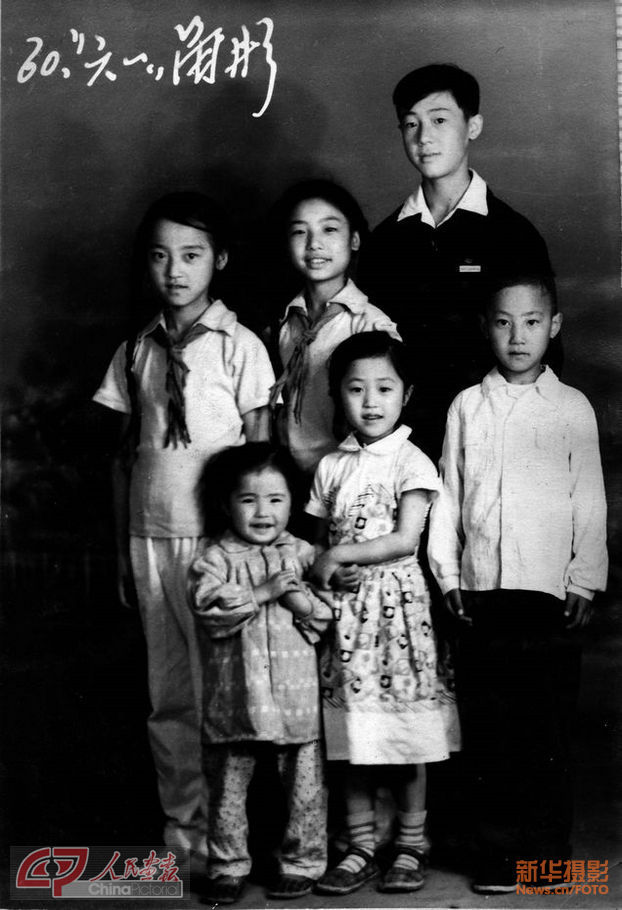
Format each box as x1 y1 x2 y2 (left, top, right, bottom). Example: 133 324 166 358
17 15 277 118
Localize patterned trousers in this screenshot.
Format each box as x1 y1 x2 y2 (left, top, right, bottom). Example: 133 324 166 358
203 740 327 879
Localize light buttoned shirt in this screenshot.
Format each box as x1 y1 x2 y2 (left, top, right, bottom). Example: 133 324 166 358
428 367 608 601
397 169 488 228
93 300 275 537
278 279 399 474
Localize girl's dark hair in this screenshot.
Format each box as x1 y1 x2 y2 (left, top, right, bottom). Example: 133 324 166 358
130 191 230 305
135 191 230 258
199 442 301 536
276 178 369 240
328 331 413 402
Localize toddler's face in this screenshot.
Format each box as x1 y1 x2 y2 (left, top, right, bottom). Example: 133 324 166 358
287 198 359 288
340 355 411 445
148 218 227 316
484 284 562 385
228 468 292 546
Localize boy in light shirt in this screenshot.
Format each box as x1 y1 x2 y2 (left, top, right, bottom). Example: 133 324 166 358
428 271 607 894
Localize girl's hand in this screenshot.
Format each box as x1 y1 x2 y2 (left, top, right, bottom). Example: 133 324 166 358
331 564 361 593
310 551 341 589
117 551 137 609
257 570 303 604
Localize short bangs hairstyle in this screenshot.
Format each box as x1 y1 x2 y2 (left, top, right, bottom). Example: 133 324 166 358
276 178 368 240
199 443 300 536
328 331 413 402
134 191 230 261
485 270 559 316
392 63 480 120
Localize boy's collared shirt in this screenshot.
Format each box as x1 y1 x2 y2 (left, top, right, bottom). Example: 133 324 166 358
428 366 608 601
278 279 399 474
358 180 556 461
93 300 275 537
397 169 488 228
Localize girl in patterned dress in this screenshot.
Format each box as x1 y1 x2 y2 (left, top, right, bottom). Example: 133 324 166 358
188 443 332 904
306 331 460 896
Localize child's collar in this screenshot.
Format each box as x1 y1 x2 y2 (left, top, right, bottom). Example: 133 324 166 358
483 365 562 405
281 278 369 323
218 529 295 552
339 424 412 454
139 299 237 340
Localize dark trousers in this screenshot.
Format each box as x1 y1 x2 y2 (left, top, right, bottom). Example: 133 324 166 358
455 590 582 872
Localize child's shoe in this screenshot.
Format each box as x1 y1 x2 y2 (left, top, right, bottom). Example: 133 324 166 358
267 873 315 899
202 874 246 904
314 847 379 895
377 846 426 893
472 860 517 894
472 879 517 894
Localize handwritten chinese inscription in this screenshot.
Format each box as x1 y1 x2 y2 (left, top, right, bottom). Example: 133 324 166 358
17 16 277 117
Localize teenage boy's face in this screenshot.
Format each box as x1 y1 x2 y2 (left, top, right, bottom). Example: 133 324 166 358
148 218 227 317
398 91 482 183
483 285 562 384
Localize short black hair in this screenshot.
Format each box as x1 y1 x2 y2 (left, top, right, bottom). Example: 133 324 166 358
393 63 480 120
276 178 368 240
328 331 413 402
485 270 559 315
199 443 300 537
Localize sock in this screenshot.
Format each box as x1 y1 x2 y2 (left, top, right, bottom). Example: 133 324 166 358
335 810 375 874
393 809 427 871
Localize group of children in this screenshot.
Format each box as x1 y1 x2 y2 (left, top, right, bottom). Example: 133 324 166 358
94 63 608 901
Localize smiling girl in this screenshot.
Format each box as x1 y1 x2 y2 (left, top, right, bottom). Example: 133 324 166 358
306 331 460 896
188 443 332 903
269 180 400 480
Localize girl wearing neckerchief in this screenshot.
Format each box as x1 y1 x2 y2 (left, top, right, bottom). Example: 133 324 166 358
93 192 274 870
269 180 400 481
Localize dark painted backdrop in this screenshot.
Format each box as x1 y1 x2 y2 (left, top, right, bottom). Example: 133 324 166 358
2 0 620 894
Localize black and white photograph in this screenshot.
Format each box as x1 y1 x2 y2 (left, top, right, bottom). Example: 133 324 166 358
2 1 621 907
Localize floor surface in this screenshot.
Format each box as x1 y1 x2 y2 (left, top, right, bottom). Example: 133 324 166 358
3 587 621 909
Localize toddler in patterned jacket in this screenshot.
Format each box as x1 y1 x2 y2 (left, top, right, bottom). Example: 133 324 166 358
188 442 331 904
